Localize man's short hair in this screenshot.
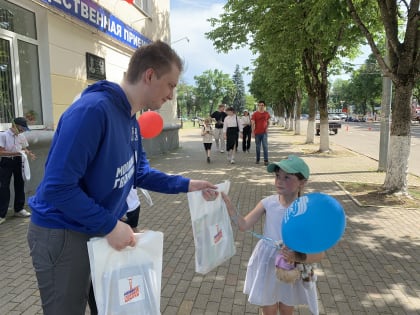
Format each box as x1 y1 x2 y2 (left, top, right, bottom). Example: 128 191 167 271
258 100 266 106
125 40 183 83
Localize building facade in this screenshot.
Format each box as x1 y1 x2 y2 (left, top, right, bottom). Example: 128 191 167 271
0 0 181 198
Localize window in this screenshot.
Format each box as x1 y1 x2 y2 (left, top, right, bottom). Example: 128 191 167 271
133 0 151 16
0 1 36 39
18 40 42 125
0 0 41 127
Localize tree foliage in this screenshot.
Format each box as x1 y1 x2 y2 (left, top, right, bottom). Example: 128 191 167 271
207 0 372 151
193 69 236 115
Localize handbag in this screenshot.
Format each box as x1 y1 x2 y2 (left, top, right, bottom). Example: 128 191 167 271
187 180 236 274
88 231 163 315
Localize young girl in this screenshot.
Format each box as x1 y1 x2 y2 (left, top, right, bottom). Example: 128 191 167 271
222 155 325 315
201 117 214 163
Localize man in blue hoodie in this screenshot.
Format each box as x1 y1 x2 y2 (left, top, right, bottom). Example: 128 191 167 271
27 40 217 315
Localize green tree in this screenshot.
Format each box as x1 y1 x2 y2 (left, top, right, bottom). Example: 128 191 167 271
176 82 196 119
194 69 236 115
347 0 420 194
232 65 246 112
330 55 382 117
207 0 371 152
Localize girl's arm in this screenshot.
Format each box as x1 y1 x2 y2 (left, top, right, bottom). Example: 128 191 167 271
221 192 265 231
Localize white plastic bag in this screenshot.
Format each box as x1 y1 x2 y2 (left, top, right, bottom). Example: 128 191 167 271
20 151 30 181
187 180 236 274
87 231 163 315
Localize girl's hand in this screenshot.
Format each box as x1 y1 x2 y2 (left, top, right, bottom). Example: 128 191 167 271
282 246 308 263
221 192 235 216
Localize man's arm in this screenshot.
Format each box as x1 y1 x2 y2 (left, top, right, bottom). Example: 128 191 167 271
0 147 21 157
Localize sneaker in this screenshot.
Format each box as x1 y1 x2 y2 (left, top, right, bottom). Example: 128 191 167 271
256 160 260 164
264 161 269 166
207 157 210 163
15 209 31 217
220 150 225 153
0 217 5 225
230 159 235 164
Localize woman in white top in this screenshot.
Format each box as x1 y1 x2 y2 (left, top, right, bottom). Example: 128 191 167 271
223 107 243 164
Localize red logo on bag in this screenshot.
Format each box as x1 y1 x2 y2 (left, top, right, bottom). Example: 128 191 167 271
213 224 223 244
124 277 140 302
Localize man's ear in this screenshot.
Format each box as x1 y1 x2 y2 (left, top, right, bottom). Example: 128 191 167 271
144 68 154 83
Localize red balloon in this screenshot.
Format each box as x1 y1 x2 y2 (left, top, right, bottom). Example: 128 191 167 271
137 111 163 139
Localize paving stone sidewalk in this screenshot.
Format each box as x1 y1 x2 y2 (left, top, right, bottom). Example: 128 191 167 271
0 126 419 315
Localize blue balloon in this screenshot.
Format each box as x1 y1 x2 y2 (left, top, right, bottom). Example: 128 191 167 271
281 193 346 254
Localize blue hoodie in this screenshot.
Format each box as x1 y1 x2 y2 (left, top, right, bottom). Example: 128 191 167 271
29 81 189 235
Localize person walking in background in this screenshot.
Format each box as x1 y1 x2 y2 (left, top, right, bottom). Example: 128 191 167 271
211 104 227 153
26 40 217 315
252 100 271 166
0 117 36 224
221 155 325 315
241 110 252 152
223 106 242 164
201 117 214 163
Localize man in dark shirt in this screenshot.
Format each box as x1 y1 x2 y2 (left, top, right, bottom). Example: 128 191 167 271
210 104 227 152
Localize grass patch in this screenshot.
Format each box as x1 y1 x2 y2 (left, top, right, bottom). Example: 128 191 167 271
338 181 420 208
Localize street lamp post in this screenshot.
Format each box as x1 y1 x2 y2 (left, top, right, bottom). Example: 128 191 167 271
171 37 190 45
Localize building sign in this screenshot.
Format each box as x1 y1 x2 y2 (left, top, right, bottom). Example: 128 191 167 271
41 0 151 49
86 53 106 80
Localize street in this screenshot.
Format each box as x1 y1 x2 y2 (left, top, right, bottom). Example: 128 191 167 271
300 120 420 177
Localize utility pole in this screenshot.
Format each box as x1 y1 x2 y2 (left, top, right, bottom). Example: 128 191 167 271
378 40 392 171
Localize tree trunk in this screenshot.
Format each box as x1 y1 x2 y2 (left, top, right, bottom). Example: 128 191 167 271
317 66 330 152
383 82 413 193
295 88 302 135
306 93 317 144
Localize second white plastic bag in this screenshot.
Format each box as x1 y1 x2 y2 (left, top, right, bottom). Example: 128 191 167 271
88 230 163 315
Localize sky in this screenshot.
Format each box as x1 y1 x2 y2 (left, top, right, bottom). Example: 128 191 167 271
169 1 372 89
169 0 255 89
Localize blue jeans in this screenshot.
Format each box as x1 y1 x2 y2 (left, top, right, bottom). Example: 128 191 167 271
255 133 268 162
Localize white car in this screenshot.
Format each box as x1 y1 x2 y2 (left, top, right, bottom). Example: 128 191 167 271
328 114 341 120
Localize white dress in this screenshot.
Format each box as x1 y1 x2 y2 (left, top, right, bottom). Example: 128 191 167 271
243 195 319 314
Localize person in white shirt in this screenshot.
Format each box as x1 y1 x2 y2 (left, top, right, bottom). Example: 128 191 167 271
0 117 36 224
241 110 252 152
223 107 243 164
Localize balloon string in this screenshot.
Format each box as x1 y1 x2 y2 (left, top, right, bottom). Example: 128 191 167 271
235 201 282 250
247 231 282 250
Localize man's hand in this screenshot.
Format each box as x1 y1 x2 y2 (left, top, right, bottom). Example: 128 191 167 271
106 220 136 250
28 151 36 160
188 180 218 201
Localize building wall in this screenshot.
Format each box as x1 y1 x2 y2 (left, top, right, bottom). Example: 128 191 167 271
2 0 181 210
